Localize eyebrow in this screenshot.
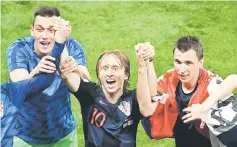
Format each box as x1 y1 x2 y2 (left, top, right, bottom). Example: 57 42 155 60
185 60 193 64
101 64 120 68
111 65 119 67
174 58 193 63
174 58 181 62
35 25 54 28
100 64 109 68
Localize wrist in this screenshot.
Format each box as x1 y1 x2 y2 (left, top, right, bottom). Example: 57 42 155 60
54 33 67 43
35 67 40 74
201 97 216 111
200 104 209 113
60 72 70 80
30 67 40 77
138 63 147 68
148 60 154 66
138 66 148 73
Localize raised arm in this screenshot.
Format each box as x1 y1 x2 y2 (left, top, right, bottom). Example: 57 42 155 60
199 74 237 110
135 42 157 98
1 17 69 108
182 74 237 123
59 43 88 92
8 17 69 82
147 56 157 98
59 40 90 80
136 43 157 117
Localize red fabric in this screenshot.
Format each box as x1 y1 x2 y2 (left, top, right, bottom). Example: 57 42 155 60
150 68 216 139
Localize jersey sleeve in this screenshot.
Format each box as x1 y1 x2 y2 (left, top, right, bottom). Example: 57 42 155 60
132 88 153 138
131 88 143 119
6 42 29 72
67 39 86 66
3 73 55 109
50 42 65 70
131 89 139 111
206 76 237 146
1 85 18 147
72 79 100 103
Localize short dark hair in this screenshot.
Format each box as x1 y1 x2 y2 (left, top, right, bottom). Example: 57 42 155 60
173 36 204 60
96 50 130 90
33 6 60 24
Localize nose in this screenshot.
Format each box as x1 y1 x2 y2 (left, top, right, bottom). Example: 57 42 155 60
41 30 49 39
179 64 186 74
106 68 113 76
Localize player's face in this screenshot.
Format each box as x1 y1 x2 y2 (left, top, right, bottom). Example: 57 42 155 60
98 55 128 95
30 16 55 57
174 48 203 84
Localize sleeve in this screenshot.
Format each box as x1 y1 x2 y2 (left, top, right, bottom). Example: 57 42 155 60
131 88 144 120
6 42 29 72
130 88 152 138
1 85 18 146
72 78 100 102
207 76 231 102
4 41 64 108
5 74 55 109
50 42 65 70
6 40 65 72
133 86 153 139
206 76 237 137
141 117 153 139
131 89 139 113
206 79 237 147
67 39 86 66
25 74 55 97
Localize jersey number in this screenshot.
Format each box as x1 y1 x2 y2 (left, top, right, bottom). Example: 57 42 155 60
90 108 106 127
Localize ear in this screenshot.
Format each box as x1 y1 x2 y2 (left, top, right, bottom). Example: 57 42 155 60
30 25 34 36
124 74 129 80
199 58 204 68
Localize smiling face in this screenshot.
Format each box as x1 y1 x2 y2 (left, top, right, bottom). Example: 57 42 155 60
174 48 203 84
98 54 128 95
30 16 56 57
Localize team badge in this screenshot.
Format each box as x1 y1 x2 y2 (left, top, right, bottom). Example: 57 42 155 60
118 101 131 116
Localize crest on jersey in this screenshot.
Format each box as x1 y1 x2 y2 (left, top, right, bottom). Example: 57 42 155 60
118 101 131 116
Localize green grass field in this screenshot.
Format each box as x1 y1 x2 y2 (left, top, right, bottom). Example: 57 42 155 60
1 1 237 147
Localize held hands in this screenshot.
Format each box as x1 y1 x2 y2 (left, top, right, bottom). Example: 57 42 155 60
182 104 208 129
53 17 71 43
59 56 78 79
134 42 155 67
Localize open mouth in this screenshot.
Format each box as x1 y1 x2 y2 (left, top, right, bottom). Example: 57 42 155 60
106 79 116 84
106 79 116 88
40 41 50 49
